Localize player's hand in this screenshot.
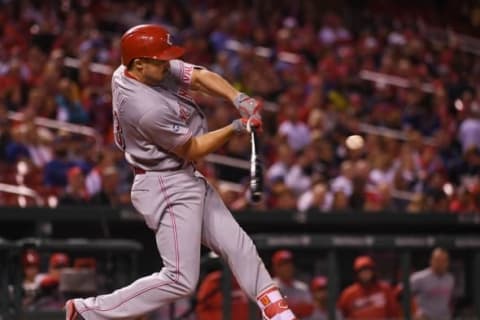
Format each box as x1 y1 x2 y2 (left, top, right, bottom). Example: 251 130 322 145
232 115 263 133
233 92 262 118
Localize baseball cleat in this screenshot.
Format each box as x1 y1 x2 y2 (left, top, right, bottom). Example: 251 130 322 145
65 300 84 320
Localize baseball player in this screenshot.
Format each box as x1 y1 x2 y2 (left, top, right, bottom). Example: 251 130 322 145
65 24 298 320
271 250 314 318
337 256 400 320
22 249 44 307
410 248 454 320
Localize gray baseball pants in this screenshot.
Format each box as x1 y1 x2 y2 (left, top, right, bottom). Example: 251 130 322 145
73 166 273 319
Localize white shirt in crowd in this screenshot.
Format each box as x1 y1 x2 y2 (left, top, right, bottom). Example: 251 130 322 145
297 189 333 212
267 161 290 183
279 121 311 152
330 175 353 197
458 118 480 152
285 165 312 195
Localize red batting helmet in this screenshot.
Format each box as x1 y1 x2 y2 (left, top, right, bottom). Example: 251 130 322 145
120 24 185 66
272 250 293 266
49 252 70 268
310 276 328 291
353 255 375 271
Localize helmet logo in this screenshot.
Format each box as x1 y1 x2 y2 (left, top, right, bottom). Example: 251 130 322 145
166 34 172 46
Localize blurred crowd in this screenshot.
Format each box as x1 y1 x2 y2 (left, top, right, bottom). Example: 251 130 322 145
0 0 479 213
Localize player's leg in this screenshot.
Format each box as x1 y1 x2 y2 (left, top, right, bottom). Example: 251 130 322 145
200 180 297 320
72 172 206 320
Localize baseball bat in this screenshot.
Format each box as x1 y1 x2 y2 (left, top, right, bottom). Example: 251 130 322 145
250 128 263 203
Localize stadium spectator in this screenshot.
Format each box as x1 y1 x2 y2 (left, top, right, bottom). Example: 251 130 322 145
278 104 311 152
266 143 295 184
297 182 333 212
89 166 125 206
22 249 44 307
306 276 343 320
458 96 480 152
410 248 454 320
330 161 354 200
4 124 31 164
269 181 297 210
43 135 90 188
337 255 400 319
58 166 89 205
35 252 70 310
285 145 319 195
271 250 314 318
10 117 54 168
55 77 88 124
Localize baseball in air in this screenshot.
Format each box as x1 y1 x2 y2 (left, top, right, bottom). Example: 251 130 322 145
345 135 364 150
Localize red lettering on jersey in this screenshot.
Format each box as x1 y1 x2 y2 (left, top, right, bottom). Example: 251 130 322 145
182 65 193 83
353 293 386 309
177 87 194 103
178 103 191 122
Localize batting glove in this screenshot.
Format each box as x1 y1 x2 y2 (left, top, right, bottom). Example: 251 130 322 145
233 92 262 118
232 116 263 133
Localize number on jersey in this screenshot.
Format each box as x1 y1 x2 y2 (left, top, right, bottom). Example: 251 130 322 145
113 111 126 150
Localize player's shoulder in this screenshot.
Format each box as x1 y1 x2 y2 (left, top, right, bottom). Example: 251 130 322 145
113 65 125 75
340 283 360 297
169 59 204 71
111 65 127 84
445 272 455 283
410 268 431 281
168 59 186 68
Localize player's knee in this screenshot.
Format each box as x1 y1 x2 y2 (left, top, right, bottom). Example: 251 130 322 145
175 270 199 297
160 265 199 296
176 276 197 296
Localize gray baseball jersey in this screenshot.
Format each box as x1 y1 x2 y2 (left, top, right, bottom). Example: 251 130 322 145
410 268 454 320
111 60 206 172
71 60 274 319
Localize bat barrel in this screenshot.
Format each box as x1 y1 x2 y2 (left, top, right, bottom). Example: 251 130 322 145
250 129 263 202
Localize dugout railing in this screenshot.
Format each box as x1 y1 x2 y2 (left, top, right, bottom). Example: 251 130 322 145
0 238 13 320
3 238 142 320
1 208 480 319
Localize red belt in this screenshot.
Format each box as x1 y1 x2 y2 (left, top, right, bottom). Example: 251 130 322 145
133 167 146 175
132 164 189 175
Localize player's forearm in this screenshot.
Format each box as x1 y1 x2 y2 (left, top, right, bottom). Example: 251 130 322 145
191 69 238 102
173 124 236 161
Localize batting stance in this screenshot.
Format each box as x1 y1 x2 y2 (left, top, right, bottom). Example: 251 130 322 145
66 24 298 320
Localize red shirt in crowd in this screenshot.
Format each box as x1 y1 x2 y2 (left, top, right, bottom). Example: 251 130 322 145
196 271 249 320
337 281 400 320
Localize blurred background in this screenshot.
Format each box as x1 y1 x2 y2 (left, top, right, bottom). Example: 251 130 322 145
0 0 480 319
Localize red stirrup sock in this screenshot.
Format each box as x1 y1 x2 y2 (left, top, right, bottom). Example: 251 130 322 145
256 286 297 320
